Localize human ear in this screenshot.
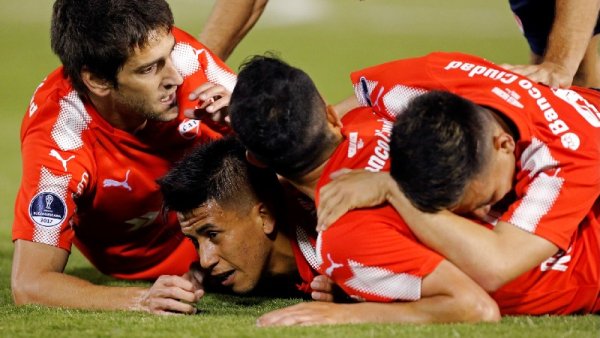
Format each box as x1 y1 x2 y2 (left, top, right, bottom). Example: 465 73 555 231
494 131 515 154
325 105 343 128
256 203 276 235
81 67 111 97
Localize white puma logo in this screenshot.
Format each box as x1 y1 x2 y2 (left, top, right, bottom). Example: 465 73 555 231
325 253 344 276
102 170 132 191
49 149 75 172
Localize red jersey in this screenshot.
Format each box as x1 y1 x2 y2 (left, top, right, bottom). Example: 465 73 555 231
314 107 444 302
13 27 236 280
351 52 600 314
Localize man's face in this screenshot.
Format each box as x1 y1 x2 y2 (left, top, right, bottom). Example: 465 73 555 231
178 200 274 294
451 141 516 219
111 28 183 124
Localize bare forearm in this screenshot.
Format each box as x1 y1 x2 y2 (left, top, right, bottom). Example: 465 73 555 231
13 270 146 311
386 187 556 291
350 295 498 324
544 0 600 72
199 0 267 60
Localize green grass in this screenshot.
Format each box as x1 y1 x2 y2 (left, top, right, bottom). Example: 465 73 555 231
0 0 598 336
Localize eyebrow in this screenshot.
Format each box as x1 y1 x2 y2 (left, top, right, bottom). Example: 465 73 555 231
132 37 176 72
195 223 217 235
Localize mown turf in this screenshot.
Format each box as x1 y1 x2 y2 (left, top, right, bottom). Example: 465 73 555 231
0 1 598 337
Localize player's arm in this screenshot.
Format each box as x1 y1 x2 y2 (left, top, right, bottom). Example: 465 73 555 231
11 239 203 314
317 170 558 291
332 95 360 119
503 0 600 88
199 0 268 61
257 259 500 326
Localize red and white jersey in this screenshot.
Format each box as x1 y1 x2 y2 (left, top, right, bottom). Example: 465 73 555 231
314 107 444 302
351 52 600 313
13 27 236 280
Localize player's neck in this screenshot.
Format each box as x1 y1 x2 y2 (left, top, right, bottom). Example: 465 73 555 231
287 159 330 200
88 94 147 133
268 231 297 276
287 134 342 200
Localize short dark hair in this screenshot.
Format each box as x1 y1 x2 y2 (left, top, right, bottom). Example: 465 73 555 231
158 136 283 215
51 0 174 94
229 55 338 180
390 91 492 212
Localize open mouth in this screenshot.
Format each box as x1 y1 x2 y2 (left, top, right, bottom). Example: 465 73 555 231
160 92 176 106
212 270 235 286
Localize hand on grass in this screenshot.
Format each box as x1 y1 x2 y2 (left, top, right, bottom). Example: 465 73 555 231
257 302 355 326
136 271 204 315
310 275 334 302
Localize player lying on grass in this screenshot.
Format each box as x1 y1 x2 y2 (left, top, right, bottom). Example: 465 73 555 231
159 136 500 325
226 53 600 325
316 53 600 315
11 0 235 314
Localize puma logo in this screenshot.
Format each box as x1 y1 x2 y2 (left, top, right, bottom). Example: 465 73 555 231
325 253 344 276
102 170 132 191
49 149 75 172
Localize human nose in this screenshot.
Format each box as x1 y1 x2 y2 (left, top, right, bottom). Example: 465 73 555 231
199 241 218 270
164 57 183 87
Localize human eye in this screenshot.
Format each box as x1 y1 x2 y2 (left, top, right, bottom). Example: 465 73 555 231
139 64 157 74
207 231 218 240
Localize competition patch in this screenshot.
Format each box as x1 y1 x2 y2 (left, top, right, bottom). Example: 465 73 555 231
28 192 66 227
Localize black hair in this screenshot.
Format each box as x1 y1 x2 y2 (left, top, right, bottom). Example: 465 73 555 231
229 55 338 180
158 136 283 215
51 0 174 94
390 91 492 212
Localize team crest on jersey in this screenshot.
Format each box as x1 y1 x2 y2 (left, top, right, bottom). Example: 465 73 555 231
28 192 66 227
178 119 201 139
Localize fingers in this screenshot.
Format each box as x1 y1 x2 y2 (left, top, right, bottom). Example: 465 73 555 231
310 275 334 302
311 291 334 302
501 63 573 88
154 275 199 303
148 297 197 315
140 275 202 315
184 82 232 121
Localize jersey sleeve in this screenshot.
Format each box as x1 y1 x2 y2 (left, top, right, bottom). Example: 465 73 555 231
350 55 438 121
171 27 237 138
13 84 94 251
317 206 443 302
500 137 600 250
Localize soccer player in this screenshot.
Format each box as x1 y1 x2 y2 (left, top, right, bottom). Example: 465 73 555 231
228 55 501 325
11 0 236 314
158 136 325 299
317 52 600 315
199 0 269 61
503 0 600 88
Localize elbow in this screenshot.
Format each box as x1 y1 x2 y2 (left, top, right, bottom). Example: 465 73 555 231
454 292 501 323
11 275 41 306
470 296 501 323
12 283 31 306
